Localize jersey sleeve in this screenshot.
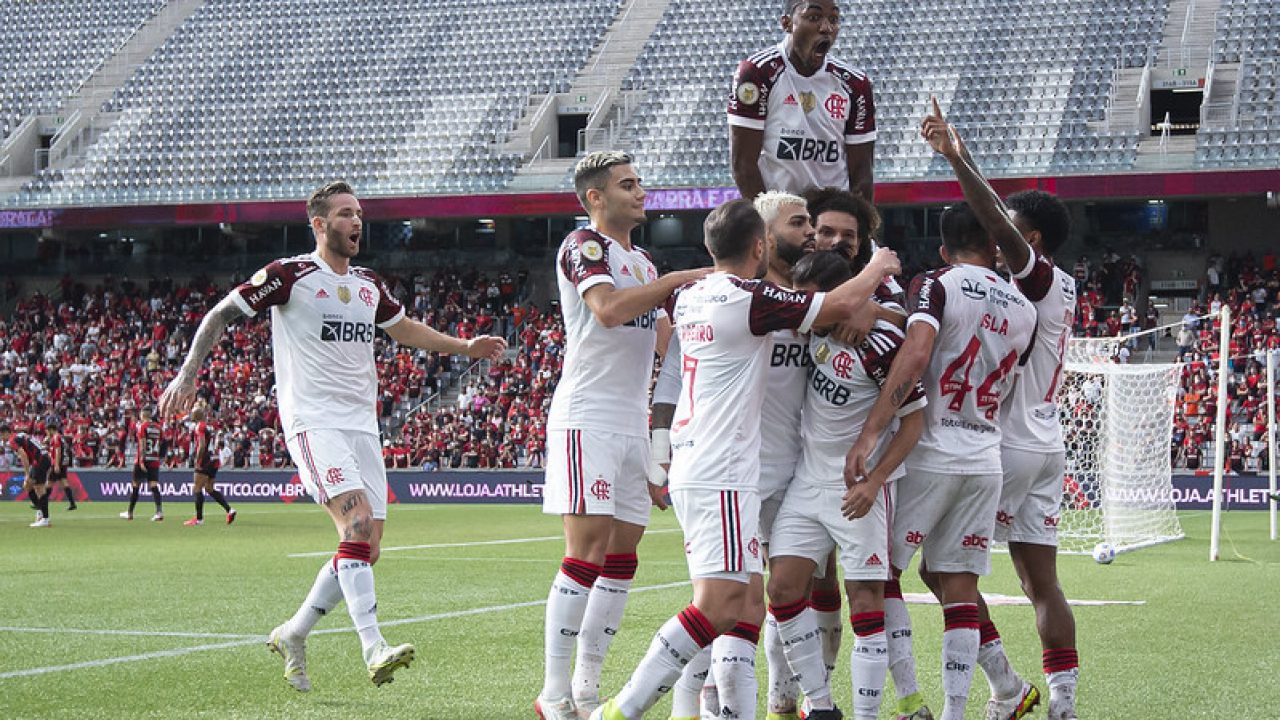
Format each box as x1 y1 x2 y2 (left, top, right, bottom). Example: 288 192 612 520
906 271 946 331
746 280 824 336
841 70 876 144
652 335 683 406
727 57 770 130
366 271 407 328
232 261 296 317
861 328 928 416
559 231 614 296
1011 251 1055 303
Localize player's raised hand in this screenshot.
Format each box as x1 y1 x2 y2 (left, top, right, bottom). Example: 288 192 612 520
466 335 507 361
869 246 901 277
158 376 197 419
921 96 962 159
832 301 876 347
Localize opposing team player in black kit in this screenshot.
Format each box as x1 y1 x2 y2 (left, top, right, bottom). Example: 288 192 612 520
5 423 52 527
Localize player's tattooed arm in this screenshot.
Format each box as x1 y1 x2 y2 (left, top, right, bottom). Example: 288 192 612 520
846 321 935 481
158 294 246 418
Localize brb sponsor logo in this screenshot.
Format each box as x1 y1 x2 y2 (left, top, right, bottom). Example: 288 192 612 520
321 320 375 343
624 308 659 330
961 533 989 549
776 136 841 163
771 341 810 368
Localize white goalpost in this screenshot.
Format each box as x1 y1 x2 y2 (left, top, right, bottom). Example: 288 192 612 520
1269 348 1277 543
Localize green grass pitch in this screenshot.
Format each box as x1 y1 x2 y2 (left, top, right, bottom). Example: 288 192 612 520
0 502 1276 719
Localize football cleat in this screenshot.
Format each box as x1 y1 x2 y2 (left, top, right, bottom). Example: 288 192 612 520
587 699 626 720
151 512 164 522
119 511 133 520
534 695 577 720
183 517 203 526
30 517 50 528
574 697 601 720
766 713 801 720
267 625 311 692
804 709 844 720
985 682 1041 720
367 641 415 686
896 706 935 720
226 508 238 525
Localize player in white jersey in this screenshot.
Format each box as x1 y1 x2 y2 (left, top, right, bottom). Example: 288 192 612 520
537 152 708 720
158 181 505 692
767 250 927 720
729 0 876 200
805 187 905 312
591 199 899 720
920 107 1080 720
848 110 1036 720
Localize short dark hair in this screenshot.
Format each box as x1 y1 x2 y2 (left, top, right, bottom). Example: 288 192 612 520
307 181 355 220
573 151 633 209
704 199 764 262
0 423 10 434
1005 190 1071 255
939 202 989 255
792 250 853 291
804 186 881 269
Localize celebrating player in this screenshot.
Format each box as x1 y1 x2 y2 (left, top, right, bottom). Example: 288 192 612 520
805 187 905 312
920 102 1080 720
5 423 52 527
729 0 876 199
183 402 236 526
591 199 899 720
158 180 506 691
766 250 926 720
120 406 165 522
536 151 709 720
846 119 1036 718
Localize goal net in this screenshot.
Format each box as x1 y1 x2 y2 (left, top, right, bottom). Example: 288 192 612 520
1054 337 1185 554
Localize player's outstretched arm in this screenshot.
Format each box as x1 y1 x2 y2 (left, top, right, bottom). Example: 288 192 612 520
846 321 936 479
159 293 248 418
842 408 922 519
921 97 1031 272
384 318 506 361
583 267 710 329
813 247 901 327
729 126 767 199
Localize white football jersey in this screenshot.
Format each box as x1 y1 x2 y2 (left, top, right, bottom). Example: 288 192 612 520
547 227 664 439
232 252 405 439
905 263 1035 474
728 42 876 194
668 273 824 492
1001 253 1077 452
795 324 927 489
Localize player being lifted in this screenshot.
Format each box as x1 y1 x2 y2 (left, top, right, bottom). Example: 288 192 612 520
158 180 506 691
591 199 899 720
766 250 926 720
4 423 52 527
917 103 1081 720
729 0 875 199
847 100 1036 720
183 401 236 526
536 151 708 720
120 406 165 522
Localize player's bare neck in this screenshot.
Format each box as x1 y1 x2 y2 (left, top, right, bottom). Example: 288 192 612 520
593 220 635 251
765 267 792 288
315 246 351 275
784 39 821 77
717 258 758 281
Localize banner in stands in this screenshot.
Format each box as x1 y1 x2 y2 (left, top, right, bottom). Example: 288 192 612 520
1 471 1271 509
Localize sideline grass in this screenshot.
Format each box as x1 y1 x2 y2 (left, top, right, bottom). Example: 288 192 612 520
0 503 1275 718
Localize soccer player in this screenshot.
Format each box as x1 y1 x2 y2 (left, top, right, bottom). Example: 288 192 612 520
767 250 926 720
121 406 165 521
158 180 506 691
728 0 876 200
183 402 236 526
805 187 905 312
45 421 76 511
537 151 709 720
920 105 1081 720
846 114 1036 719
4 423 52 527
591 198 899 720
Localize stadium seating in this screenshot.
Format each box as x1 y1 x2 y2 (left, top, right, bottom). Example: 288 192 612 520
1197 0 1280 167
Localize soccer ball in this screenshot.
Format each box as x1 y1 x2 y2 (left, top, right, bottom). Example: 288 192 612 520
1092 542 1116 565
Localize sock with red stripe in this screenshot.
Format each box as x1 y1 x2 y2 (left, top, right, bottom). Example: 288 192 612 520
572 554 637 707
941 603 980 720
883 579 921 705
614 605 718 718
334 541 383 661
850 611 888 720
771 598 834 711
542 557 600 701
977 620 1024 700
764 610 799 713
710 622 760 719
811 587 844 674
669 644 711 718
1044 647 1080 715
284 559 343 639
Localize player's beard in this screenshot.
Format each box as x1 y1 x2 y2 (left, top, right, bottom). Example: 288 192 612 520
325 225 360 259
774 237 807 269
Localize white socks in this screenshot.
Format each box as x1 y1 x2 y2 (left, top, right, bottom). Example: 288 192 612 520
542 557 600 700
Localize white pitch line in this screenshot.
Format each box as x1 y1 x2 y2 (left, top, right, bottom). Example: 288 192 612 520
0 579 692 680
0 626 258 640
391 556 691 567
286 528 682 558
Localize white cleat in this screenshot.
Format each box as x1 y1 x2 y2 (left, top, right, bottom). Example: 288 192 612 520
535 695 578 720
366 640 415 686
267 625 311 692
30 517 50 528
151 512 164 522
985 682 1041 720
119 511 133 520
572 696 601 720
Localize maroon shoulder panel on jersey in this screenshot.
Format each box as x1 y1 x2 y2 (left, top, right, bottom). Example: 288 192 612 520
235 258 317 314
907 267 951 326
1014 253 1056 303
559 229 613 289
857 328 928 407
732 277 816 336
728 51 784 123
352 267 406 326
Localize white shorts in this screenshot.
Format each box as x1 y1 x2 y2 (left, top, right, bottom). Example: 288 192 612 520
285 429 388 520
671 488 763 582
542 429 652 527
758 461 797 501
769 481 894 581
892 467 1001 576
759 494 784 546
996 448 1065 546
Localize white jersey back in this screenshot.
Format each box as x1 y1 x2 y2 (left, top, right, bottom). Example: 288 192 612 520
761 329 809 475
1002 254 1076 452
905 263 1035 474
796 324 927 488
547 228 663 439
668 273 823 491
728 42 876 194
231 252 405 439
